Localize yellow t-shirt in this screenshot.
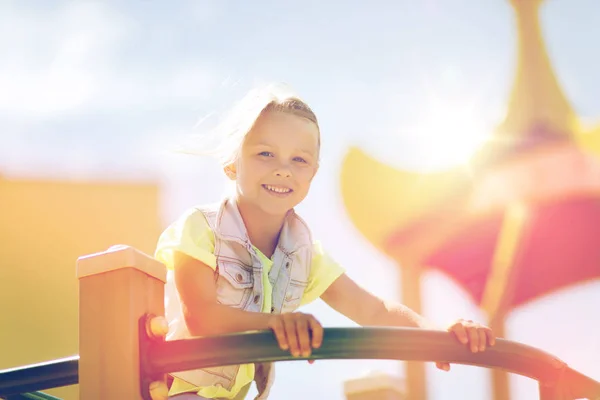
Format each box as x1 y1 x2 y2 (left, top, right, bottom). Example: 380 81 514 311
155 208 345 399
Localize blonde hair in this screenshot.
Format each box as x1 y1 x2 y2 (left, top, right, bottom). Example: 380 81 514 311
182 83 319 167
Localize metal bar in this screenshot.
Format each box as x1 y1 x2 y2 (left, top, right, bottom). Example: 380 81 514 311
141 326 600 400
0 357 78 397
4 391 63 399
539 382 563 400
146 328 564 380
563 368 600 400
3 327 599 399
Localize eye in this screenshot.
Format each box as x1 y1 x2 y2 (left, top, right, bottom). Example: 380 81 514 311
293 157 308 163
258 151 274 157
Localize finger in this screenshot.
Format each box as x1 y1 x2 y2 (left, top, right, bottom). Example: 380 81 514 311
478 329 487 352
307 315 323 349
467 327 479 353
485 328 496 346
282 315 300 357
451 323 469 345
436 362 450 372
296 317 312 357
269 317 288 351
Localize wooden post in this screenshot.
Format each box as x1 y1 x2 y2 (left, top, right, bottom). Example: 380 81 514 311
76 245 167 400
400 264 426 400
344 372 406 400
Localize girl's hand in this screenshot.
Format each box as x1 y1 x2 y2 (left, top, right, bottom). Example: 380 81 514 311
267 312 323 363
436 319 496 372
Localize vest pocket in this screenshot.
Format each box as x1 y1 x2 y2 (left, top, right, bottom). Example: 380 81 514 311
281 280 308 312
216 262 254 308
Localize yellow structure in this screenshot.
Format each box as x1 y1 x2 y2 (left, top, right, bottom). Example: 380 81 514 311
339 1 600 399
340 0 600 268
0 177 162 399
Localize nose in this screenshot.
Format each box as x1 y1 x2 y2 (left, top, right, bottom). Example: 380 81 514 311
273 161 292 178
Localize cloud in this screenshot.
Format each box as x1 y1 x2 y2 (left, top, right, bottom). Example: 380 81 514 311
0 2 130 116
0 1 222 118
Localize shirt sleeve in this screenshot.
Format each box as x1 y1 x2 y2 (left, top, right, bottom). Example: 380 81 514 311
154 208 217 270
301 241 346 306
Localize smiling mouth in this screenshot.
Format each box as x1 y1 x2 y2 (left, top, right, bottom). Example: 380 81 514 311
262 184 293 194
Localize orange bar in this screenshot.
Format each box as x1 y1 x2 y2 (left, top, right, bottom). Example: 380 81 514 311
76 245 166 400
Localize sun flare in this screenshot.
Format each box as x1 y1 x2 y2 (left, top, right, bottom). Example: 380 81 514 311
407 97 491 171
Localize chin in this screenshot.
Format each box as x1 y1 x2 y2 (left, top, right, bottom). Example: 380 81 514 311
258 197 298 216
260 203 294 217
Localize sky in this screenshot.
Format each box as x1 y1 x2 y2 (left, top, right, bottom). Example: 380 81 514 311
1 1 599 399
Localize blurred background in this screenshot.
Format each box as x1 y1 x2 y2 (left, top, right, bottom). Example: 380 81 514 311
1 0 599 399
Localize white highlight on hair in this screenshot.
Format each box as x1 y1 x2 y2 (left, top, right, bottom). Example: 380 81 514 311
177 82 311 167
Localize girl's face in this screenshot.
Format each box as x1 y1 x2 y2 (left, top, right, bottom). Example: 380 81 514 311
227 110 320 217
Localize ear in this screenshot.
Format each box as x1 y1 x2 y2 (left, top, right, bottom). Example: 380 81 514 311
224 164 237 180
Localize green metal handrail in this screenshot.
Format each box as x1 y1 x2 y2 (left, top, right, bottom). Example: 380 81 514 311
5 391 63 399
139 322 600 400
2 326 599 399
0 356 78 398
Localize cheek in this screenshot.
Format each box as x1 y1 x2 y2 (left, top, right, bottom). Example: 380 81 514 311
238 159 264 183
295 166 317 184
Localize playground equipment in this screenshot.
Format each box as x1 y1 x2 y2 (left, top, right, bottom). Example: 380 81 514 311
339 0 600 398
0 246 598 400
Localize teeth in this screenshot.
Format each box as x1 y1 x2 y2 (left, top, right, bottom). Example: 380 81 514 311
265 185 291 193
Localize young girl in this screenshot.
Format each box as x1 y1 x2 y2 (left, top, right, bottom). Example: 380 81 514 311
155 84 495 400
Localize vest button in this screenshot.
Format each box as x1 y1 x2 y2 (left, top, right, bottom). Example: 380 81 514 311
285 262 290 268
253 294 260 304
271 306 275 313
235 273 243 282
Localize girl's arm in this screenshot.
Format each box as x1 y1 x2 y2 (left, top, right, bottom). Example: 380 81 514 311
173 251 272 335
321 273 495 366
173 251 323 358
320 273 430 328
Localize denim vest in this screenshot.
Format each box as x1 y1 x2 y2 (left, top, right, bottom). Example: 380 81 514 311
165 198 313 399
